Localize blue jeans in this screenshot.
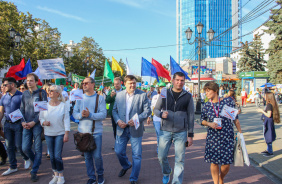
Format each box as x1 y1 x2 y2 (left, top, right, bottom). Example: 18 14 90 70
84 133 104 180
115 127 142 182
4 122 29 169
153 121 161 152
45 135 64 173
22 123 42 174
267 142 273 154
158 130 187 184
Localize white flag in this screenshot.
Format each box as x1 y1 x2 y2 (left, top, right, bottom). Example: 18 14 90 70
132 113 140 130
90 69 96 79
160 87 167 98
33 101 48 112
126 58 133 75
33 67 42 81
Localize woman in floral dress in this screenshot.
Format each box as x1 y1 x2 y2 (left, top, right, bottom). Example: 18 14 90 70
201 82 242 184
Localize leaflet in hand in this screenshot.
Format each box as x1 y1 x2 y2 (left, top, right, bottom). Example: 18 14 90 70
33 101 48 112
8 109 24 122
132 113 140 130
160 87 167 98
219 104 238 120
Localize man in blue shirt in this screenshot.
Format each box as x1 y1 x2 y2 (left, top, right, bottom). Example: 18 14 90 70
0 77 30 176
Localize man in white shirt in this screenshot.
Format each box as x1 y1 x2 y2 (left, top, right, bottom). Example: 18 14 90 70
112 75 151 184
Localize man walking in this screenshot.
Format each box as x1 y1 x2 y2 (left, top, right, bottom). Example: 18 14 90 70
0 77 30 176
73 77 107 184
21 73 47 182
147 85 157 101
105 77 123 142
154 72 194 184
112 75 151 184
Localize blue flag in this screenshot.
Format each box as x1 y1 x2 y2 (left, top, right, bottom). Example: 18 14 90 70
141 57 159 82
170 56 190 81
16 58 32 78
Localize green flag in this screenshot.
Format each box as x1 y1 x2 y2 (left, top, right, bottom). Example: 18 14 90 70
104 59 114 83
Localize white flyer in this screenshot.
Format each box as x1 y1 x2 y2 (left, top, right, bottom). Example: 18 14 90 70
160 87 167 98
8 109 24 122
33 101 48 112
219 104 238 120
73 89 84 100
132 113 140 130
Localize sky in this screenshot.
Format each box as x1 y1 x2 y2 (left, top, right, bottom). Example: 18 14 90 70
7 0 277 80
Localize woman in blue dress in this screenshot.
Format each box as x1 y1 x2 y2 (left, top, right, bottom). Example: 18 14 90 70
257 92 280 157
201 82 242 184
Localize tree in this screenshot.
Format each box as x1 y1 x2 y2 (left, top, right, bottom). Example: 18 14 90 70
0 1 64 70
265 0 282 83
249 34 266 71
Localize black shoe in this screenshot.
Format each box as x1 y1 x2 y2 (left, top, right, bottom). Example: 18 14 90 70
30 173 38 182
263 152 274 157
260 150 268 154
118 165 132 177
81 152 84 157
131 181 138 184
46 155 50 159
0 159 6 165
87 178 96 184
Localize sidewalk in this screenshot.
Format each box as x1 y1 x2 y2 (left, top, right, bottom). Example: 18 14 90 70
0 117 275 184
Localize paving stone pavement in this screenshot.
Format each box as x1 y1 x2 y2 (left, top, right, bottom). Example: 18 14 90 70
0 117 276 184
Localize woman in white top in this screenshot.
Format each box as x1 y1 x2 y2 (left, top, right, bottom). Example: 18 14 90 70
147 82 166 153
39 85 70 184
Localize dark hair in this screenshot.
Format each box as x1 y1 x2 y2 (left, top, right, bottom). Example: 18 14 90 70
84 77 95 83
203 81 219 95
266 92 280 123
114 77 122 82
3 77 17 84
228 90 236 101
27 73 39 82
173 72 185 79
124 75 137 83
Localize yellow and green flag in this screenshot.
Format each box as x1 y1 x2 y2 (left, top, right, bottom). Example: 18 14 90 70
111 56 124 76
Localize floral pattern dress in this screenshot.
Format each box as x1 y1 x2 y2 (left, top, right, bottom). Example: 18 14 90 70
201 97 238 165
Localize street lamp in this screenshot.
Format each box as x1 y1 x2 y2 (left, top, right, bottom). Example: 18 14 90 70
8 27 21 66
185 22 215 114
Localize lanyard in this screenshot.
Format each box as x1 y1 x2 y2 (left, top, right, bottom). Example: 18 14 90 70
211 98 220 118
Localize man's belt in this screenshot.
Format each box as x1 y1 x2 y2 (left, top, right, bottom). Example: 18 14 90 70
6 119 21 124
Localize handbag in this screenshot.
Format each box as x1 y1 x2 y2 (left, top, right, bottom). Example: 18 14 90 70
234 134 244 167
73 95 99 152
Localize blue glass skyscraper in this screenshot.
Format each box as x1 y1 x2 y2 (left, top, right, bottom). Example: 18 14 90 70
176 0 242 63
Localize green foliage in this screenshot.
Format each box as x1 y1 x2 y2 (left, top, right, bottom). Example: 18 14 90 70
0 1 64 70
265 0 282 83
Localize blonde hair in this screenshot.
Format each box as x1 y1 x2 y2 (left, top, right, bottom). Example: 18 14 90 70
50 85 65 103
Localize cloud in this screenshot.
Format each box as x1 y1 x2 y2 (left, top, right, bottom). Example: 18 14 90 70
36 6 88 22
109 0 142 8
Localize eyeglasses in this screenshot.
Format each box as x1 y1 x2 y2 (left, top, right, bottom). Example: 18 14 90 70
82 82 92 85
49 90 57 93
19 88 25 90
3 83 11 87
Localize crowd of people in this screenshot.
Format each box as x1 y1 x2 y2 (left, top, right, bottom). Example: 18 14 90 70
0 72 280 184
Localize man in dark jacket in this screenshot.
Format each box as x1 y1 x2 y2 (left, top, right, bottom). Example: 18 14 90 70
21 73 47 182
105 77 123 141
154 72 194 184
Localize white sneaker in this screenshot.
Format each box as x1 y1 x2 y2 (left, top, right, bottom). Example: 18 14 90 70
49 175 59 184
2 168 18 176
24 159 31 169
57 176 65 184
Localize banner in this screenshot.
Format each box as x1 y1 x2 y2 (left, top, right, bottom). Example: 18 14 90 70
37 58 67 79
219 105 238 120
72 74 85 84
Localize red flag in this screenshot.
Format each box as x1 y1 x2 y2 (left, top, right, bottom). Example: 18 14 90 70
6 58 26 80
152 58 171 82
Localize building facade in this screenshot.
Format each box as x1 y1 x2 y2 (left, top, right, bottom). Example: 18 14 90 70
176 0 242 63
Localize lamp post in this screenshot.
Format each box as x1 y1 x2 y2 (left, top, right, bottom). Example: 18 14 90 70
185 22 215 114
8 27 21 66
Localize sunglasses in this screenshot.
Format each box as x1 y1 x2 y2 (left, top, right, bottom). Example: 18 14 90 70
3 83 11 87
82 82 92 85
49 90 58 93
19 88 25 90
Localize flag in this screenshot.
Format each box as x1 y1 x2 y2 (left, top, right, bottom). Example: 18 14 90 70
6 58 26 80
112 56 123 76
160 87 167 98
152 58 171 82
104 59 114 83
90 69 96 79
170 56 190 81
141 57 159 82
16 58 32 78
126 58 133 75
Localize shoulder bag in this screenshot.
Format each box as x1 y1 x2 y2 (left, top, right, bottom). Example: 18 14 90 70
73 94 99 152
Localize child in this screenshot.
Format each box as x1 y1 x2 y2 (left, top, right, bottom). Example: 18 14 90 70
257 92 280 157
